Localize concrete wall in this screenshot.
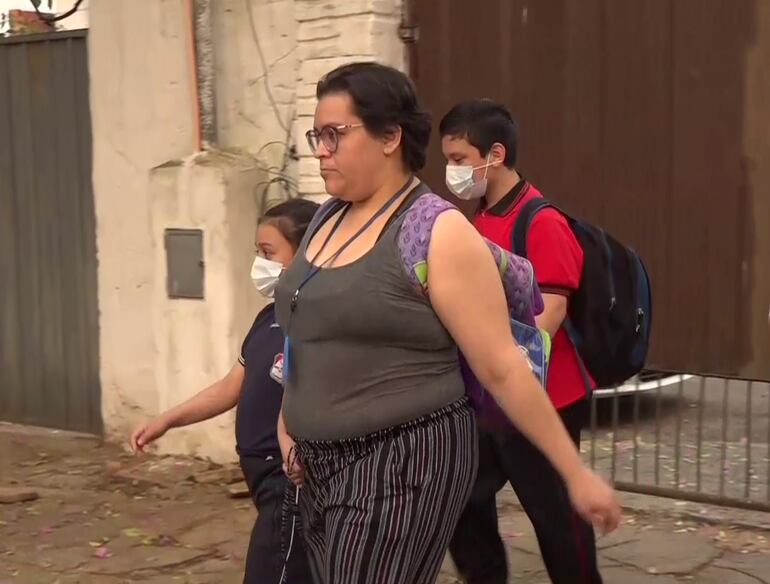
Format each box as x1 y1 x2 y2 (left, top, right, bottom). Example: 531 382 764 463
90 0 197 448
214 0 297 167
215 0 407 199
148 155 262 460
90 0 405 461
53 0 89 30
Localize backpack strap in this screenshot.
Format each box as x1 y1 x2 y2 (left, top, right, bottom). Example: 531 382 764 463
564 318 594 395
397 193 542 326
511 198 561 258
511 197 594 396
397 193 456 293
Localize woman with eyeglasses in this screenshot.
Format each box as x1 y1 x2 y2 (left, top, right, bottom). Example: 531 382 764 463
275 62 621 584
130 199 318 584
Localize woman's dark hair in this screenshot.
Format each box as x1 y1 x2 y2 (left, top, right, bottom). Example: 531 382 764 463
260 198 320 250
439 99 519 168
316 62 432 172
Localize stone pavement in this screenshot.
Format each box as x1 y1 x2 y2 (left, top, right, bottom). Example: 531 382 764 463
1 424 769 584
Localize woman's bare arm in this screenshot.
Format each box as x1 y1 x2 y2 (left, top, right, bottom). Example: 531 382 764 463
427 210 620 532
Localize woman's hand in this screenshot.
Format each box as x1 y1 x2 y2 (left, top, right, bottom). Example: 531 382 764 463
566 467 622 534
130 415 171 453
283 446 305 487
278 409 304 486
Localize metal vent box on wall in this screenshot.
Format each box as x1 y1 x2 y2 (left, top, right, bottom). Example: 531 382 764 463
165 229 204 299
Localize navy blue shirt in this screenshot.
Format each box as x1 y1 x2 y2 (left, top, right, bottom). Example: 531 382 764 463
235 304 284 458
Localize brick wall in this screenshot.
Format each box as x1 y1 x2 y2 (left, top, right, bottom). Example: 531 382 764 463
212 0 405 199
294 0 405 199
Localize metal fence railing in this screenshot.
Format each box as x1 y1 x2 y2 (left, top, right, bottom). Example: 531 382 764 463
586 373 770 512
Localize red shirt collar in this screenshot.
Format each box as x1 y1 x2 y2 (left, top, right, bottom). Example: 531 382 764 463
481 177 529 217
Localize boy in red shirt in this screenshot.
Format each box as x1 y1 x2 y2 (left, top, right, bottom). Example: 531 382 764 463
440 99 602 584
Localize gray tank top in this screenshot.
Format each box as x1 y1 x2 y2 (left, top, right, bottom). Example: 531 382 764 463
274 187 465 440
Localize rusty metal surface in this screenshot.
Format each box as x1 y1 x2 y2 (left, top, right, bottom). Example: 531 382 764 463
0 29 86 45
409 0 770 380
0 31 100 433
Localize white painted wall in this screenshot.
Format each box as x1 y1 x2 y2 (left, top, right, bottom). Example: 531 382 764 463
52 0 88 29
147 155 263 460
90 0 406 460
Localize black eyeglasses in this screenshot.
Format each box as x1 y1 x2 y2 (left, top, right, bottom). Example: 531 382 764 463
305 123 364 154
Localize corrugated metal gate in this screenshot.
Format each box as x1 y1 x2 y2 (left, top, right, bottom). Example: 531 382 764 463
0 30 101 434
407 0 770 382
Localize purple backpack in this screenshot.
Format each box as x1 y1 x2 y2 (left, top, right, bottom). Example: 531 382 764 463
398 193 546 430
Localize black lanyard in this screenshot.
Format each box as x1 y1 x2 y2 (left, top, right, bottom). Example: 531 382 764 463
289 177 415 313
282 177 416 383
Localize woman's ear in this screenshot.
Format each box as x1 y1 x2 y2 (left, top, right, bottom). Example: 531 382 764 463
382 125 403 156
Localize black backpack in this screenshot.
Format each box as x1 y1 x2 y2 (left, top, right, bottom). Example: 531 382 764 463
512 198 652 389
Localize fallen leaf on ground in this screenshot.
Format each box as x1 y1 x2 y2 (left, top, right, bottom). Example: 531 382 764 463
93 546 112 559
122 527 142 538
156 534 174 546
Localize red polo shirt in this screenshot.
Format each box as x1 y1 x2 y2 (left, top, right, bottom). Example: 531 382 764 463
474 179 592 410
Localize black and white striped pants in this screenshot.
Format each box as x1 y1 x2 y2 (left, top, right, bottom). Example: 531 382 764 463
294 398 478 584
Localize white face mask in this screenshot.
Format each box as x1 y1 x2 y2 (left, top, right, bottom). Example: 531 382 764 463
250 256 284 298
445 155 494 200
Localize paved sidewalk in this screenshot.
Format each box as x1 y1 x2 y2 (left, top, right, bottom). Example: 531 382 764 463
1 424 769 584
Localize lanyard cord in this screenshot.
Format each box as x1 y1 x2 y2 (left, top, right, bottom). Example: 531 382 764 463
289 176 415 313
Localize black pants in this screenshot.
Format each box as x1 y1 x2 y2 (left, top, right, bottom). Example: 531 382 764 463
294 399 478 584
449 399 602 584
240 455 313 584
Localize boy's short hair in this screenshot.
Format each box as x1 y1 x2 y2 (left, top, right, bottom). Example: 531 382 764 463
439 99 518 168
